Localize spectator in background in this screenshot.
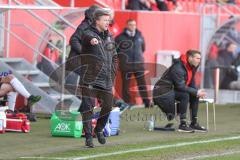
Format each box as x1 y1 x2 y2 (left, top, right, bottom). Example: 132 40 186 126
229 53 240 89
217 0 235 4
156 0 169 11
204 41 219 88
115 19 152 108
65 5 101 94
55 39 63 63
37 40 60 79
217 42 238 89
155 0 182 12
44 40 60 63
127 0 153 11
67 5 100 74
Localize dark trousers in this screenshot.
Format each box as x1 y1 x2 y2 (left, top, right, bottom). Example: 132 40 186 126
175 90 199 124
121 71 150 105
78 85 113 138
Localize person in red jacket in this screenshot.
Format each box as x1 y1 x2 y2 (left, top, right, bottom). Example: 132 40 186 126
43 42 59 63
153 50 207 133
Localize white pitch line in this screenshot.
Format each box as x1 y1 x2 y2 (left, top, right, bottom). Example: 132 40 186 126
20 135 240 160
180 150 240 160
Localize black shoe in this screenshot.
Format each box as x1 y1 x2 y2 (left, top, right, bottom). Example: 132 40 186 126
94 128 106 144
85 136 94 148
178 124 195 133
190 123 207 132
27 95 41 106
164 123 174 128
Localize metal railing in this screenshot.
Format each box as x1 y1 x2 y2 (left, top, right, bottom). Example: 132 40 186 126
34 0 77 30
13 0 66 64
0 23 54 65
11 23 62 54
1 3 67 102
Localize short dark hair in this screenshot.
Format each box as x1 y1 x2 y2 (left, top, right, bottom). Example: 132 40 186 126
84 5 100 20
126 19 136 24
93 8 111 21
186 49 201 58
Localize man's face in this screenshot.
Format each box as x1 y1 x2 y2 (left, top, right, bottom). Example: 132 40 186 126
227 43 237 53
189 54 201 67
96 15 110 32
127 20 137 32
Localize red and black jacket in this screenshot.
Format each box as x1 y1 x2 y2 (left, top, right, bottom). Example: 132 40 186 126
153 54 198 96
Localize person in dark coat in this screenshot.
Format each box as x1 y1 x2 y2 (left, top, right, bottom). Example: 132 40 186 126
126 0 152 11
217 42 238 89
78 9 117 148
153 50 207 133
66 5 100 73
115 19 151 108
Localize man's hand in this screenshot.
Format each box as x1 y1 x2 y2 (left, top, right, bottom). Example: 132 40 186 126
197 89 207 98
90 38 99 45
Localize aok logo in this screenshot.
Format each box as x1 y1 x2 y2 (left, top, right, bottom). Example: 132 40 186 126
54 122 70 132
0 70 12 77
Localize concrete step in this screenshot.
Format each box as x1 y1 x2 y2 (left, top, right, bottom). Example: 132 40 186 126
49 94 75 100
0 58 22 63
16 70 40 75
33 82 50 88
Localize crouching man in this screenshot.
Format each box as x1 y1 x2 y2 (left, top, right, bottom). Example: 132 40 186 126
153 50 207 133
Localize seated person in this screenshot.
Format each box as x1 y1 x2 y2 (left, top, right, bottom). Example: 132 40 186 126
0 75 41 110
153 50 207 133
126 0 152 11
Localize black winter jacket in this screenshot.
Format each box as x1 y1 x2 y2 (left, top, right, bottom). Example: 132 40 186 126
115 29 145 71
153 59 198 98
69 6 96 55
66 6 96 72
80 26 117 90
217 49 238 89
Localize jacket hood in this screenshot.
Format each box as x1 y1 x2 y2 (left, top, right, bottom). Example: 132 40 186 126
180 54 188 66
180 54 197 69
84 5 100 21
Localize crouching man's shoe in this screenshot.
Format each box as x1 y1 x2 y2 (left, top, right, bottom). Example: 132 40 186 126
178 123 194 133
190 123 207 132
94 128 106 144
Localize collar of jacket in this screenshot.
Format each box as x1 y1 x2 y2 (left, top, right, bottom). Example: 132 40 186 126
90 25 110 40
123 28 140 37
180 54 197 86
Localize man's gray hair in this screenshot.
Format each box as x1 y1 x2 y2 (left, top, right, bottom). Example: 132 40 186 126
93 8 111 21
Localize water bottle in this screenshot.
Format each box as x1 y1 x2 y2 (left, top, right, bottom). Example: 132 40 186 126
148 115 155 131
104 120 111 137
109 107 120 135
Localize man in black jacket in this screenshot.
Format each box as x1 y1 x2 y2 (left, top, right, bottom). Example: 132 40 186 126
115 19 151 108
153 50 207 133
217 42 238 89
66 5 100 73
79 9 117 148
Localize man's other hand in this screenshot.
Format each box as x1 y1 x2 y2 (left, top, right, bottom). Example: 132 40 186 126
90 38 99 45
197 89 206 98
